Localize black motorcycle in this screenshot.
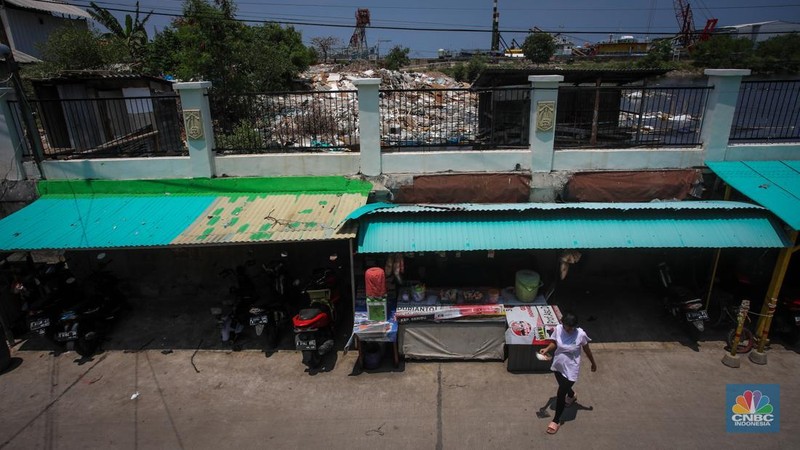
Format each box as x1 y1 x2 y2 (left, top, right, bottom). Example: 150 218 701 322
52 255 127 357
657 261 708 340
219 262 289 350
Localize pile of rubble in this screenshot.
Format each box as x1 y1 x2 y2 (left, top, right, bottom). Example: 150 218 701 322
301 64 469 91
273 64 479 149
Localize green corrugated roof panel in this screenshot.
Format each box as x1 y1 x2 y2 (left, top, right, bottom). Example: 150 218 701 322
356 206 790 253
0 177 372 252
706 160 800 230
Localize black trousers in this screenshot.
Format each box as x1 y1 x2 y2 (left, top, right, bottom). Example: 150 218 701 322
553 371 576 423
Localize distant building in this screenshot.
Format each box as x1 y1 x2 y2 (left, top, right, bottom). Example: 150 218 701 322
715 20 800 43
0 0 90 63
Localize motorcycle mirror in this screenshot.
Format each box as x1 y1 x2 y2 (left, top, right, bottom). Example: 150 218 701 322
281 251 288 258
97 252 107 261
329 253 338 262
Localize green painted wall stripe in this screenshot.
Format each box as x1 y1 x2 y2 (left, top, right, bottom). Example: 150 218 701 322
37 177 372 197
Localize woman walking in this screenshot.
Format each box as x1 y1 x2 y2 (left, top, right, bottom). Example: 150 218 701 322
538 312 597 434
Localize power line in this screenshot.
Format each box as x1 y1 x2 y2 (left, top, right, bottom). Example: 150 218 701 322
43 0 800 37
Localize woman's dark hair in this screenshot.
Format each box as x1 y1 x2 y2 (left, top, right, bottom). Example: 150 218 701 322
562 312 578 327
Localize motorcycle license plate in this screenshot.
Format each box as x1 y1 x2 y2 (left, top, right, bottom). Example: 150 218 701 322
295 335 317 351
29 318 50 331
686 310 709 322
55 331 78 342
249 315 269 326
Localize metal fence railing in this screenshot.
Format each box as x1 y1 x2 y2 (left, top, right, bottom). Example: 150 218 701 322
211 91 359 153
379 87 531 150
555 85 711 149
10 95 185 159
730 80 800 143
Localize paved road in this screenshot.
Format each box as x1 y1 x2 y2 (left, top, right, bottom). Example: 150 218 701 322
1 340 798 450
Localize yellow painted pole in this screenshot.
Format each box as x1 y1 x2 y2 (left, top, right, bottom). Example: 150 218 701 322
754 230 798 352
729 299 750 357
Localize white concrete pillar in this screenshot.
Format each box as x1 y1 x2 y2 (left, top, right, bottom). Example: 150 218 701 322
701 69 750 162
528 75 564 173
353 78 381 177
0 87 27 180
173 81 216 178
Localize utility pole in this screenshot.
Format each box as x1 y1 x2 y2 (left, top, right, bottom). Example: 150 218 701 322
491 0 500 52
0 44 45 178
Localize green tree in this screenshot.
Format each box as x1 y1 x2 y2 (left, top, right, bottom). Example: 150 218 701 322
691 35 755 69
465 55 487 82
753 32 800 74
522 32 556 65
146 0 314 130
384 46 410 70
23 24 128 79
87 1 153 65
636 39 674 69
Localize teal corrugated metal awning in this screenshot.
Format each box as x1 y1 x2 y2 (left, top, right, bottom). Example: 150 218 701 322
0 177 372 251
706 160 800 231
0 196 217 251
355 201 791 253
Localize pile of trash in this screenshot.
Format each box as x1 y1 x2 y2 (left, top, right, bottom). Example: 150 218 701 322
300 64 469 91
283 65 478 148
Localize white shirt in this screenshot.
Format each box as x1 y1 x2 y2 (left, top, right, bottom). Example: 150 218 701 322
550 324 591 382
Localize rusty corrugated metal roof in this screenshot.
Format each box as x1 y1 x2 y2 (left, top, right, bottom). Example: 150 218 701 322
5 0 91 19
172 193 367 245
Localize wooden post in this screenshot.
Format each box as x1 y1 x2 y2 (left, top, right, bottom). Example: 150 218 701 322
729 299 750 357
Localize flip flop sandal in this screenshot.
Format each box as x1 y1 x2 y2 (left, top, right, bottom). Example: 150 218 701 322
547 422 560 434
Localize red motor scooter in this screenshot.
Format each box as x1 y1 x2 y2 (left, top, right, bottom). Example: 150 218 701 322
292 268 340 371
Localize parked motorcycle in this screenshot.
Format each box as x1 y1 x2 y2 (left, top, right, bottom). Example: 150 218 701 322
16 262 79 345
54 256 127 357
657 261 708 340
292 267 340 371
218 261 289 350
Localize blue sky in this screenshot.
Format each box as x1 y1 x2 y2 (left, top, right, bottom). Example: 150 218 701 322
73 0 800 57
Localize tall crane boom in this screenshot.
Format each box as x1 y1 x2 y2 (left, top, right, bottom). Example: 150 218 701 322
674 0 694 48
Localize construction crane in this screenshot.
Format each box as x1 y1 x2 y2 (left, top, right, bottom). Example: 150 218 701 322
673 1 717 49
349 9 371 56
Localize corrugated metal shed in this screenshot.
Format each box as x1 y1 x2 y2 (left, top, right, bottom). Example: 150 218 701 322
0 177 371 251
706 160 800 230
5 0 91 19
354 202 790 253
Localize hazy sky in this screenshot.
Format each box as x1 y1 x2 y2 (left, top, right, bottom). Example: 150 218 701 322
71 0 800 57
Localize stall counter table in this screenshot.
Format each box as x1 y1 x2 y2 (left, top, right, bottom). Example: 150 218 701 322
351 301 400 367
505 305 562 372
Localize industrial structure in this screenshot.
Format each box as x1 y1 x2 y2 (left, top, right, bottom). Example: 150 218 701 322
348 9 371 57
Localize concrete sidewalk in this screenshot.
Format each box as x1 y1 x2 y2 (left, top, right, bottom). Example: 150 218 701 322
1 341 798 449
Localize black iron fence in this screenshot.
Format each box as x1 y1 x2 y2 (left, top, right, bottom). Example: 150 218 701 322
555 85 711 149
211 91 359 153
730 80 800 143
379 87 531 150
10 95 185 159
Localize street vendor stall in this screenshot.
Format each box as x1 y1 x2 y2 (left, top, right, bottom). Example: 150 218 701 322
343 201 791 365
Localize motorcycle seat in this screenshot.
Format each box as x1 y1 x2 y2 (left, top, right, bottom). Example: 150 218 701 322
298 308 322 321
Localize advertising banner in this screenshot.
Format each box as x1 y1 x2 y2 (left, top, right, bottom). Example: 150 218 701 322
505 305 562 345
395 304 506 323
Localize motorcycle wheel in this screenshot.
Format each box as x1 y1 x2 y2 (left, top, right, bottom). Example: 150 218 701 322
265 325 279 350
727 327 755 354
301 350 320 368
76 332 99 357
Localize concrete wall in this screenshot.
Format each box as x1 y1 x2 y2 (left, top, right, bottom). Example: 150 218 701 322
2 71 799 188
